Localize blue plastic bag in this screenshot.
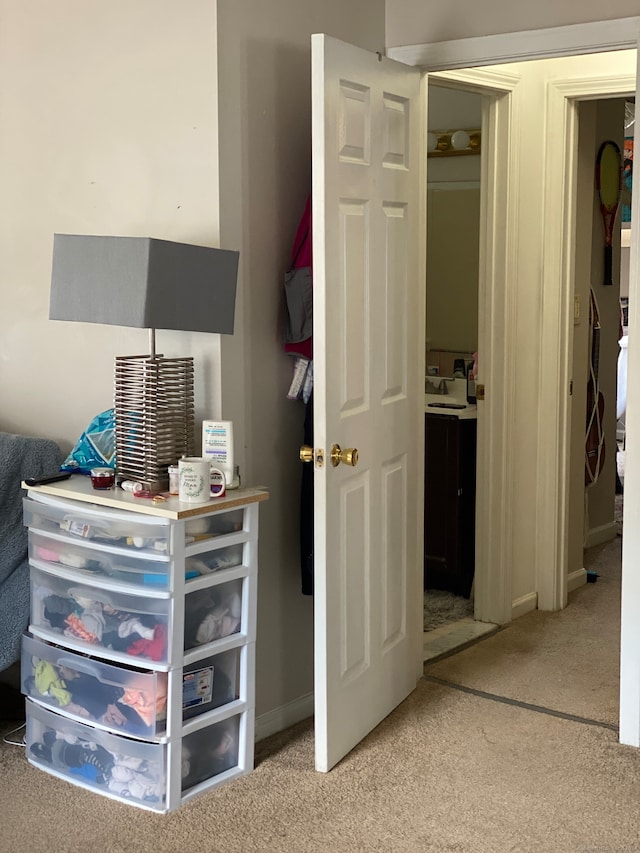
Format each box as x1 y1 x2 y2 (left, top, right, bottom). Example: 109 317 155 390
60 409 115 474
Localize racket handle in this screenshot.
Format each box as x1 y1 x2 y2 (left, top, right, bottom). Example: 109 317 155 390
604 245 613 286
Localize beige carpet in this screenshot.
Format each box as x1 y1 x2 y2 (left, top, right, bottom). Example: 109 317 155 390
1 534 637 853
426 536 622 726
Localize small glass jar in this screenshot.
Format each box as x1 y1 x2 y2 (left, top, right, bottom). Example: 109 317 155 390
168 464 179 495
90 467 115 490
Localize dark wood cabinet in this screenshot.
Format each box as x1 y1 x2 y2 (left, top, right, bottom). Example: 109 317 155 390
424 413 477 598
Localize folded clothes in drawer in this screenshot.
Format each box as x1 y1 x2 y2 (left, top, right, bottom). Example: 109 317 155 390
184 577 246 651
22 634 168 738
24 495 172 557
26 700 168 811
29 530 172 589
30 566 171 666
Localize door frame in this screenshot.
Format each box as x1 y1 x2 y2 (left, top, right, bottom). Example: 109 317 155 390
389 18 640 744
425 67 521 626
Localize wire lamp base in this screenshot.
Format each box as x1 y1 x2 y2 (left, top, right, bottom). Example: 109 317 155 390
114 354 195 493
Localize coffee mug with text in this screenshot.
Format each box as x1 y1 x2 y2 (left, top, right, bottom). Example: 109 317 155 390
178 457 211 504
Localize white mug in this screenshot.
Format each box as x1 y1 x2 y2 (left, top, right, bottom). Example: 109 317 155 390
178 457 211 504
210 466 226 498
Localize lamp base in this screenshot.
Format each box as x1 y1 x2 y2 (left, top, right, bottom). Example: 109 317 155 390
114 354 195 492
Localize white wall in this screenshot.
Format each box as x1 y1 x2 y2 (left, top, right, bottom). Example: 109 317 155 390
426 85 482 359
1 0 222 449
385 0 639 46
0 0 386 729
215 0 386 723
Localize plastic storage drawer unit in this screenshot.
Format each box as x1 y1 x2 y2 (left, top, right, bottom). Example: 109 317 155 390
22 480 267 811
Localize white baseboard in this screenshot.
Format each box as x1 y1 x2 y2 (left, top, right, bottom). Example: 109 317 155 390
511 591 537 621
568 568 587 592
585 521 619 549
254 691 314 743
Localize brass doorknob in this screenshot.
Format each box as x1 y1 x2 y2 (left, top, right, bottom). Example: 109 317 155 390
300 445 314 463
331 444 358 467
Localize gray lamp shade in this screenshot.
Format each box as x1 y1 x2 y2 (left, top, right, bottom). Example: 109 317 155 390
50 234 238 335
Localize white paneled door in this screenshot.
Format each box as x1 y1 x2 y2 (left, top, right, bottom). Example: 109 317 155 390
311 34 425 772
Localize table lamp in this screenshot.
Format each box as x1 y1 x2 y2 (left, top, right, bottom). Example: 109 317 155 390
50 234 239 493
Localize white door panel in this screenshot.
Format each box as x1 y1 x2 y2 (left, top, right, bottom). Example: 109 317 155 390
311 33 424 772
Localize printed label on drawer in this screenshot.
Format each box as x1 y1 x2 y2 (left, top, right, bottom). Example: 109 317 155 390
60 518 93 538
183 666 214 708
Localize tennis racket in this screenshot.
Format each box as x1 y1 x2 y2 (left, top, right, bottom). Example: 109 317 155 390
595 140 622 286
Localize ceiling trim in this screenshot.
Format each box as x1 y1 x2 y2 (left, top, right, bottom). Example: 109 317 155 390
387 16 640 71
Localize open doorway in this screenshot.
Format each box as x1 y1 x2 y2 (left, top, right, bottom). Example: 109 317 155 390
422 82 498 659
419 52 636 664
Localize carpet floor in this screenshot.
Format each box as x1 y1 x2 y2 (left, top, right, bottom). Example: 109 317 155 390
0 533 633 853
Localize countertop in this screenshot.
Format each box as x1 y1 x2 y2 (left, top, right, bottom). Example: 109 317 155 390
22 474 269 519
425 402 478 419
424 390 477 419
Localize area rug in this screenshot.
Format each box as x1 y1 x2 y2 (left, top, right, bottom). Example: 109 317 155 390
424 589 474 631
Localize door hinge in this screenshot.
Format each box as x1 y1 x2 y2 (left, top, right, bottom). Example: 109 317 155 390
476 383 485 401
570 380 574 396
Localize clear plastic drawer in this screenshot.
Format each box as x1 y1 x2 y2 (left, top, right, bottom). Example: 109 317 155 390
184 509 245 542
29 530 171 590
21 634 168 738
23 495 171 558
182 647 242 721
184 577 246 652
181 713 241 793
185 543 244 579
30 566 171 666
26 699 167 812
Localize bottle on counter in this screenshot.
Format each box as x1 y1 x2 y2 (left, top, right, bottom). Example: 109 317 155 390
466 360 477 404
452 358 466 379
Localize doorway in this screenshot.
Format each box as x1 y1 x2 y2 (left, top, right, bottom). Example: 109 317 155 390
422 82 495 659
418 53 636 660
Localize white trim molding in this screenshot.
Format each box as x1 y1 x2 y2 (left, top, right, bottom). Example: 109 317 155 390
431 68 522 628
511 592 537 621
585 521 620 549
255 692 314 743
387 17 640 71
568 568 587 593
